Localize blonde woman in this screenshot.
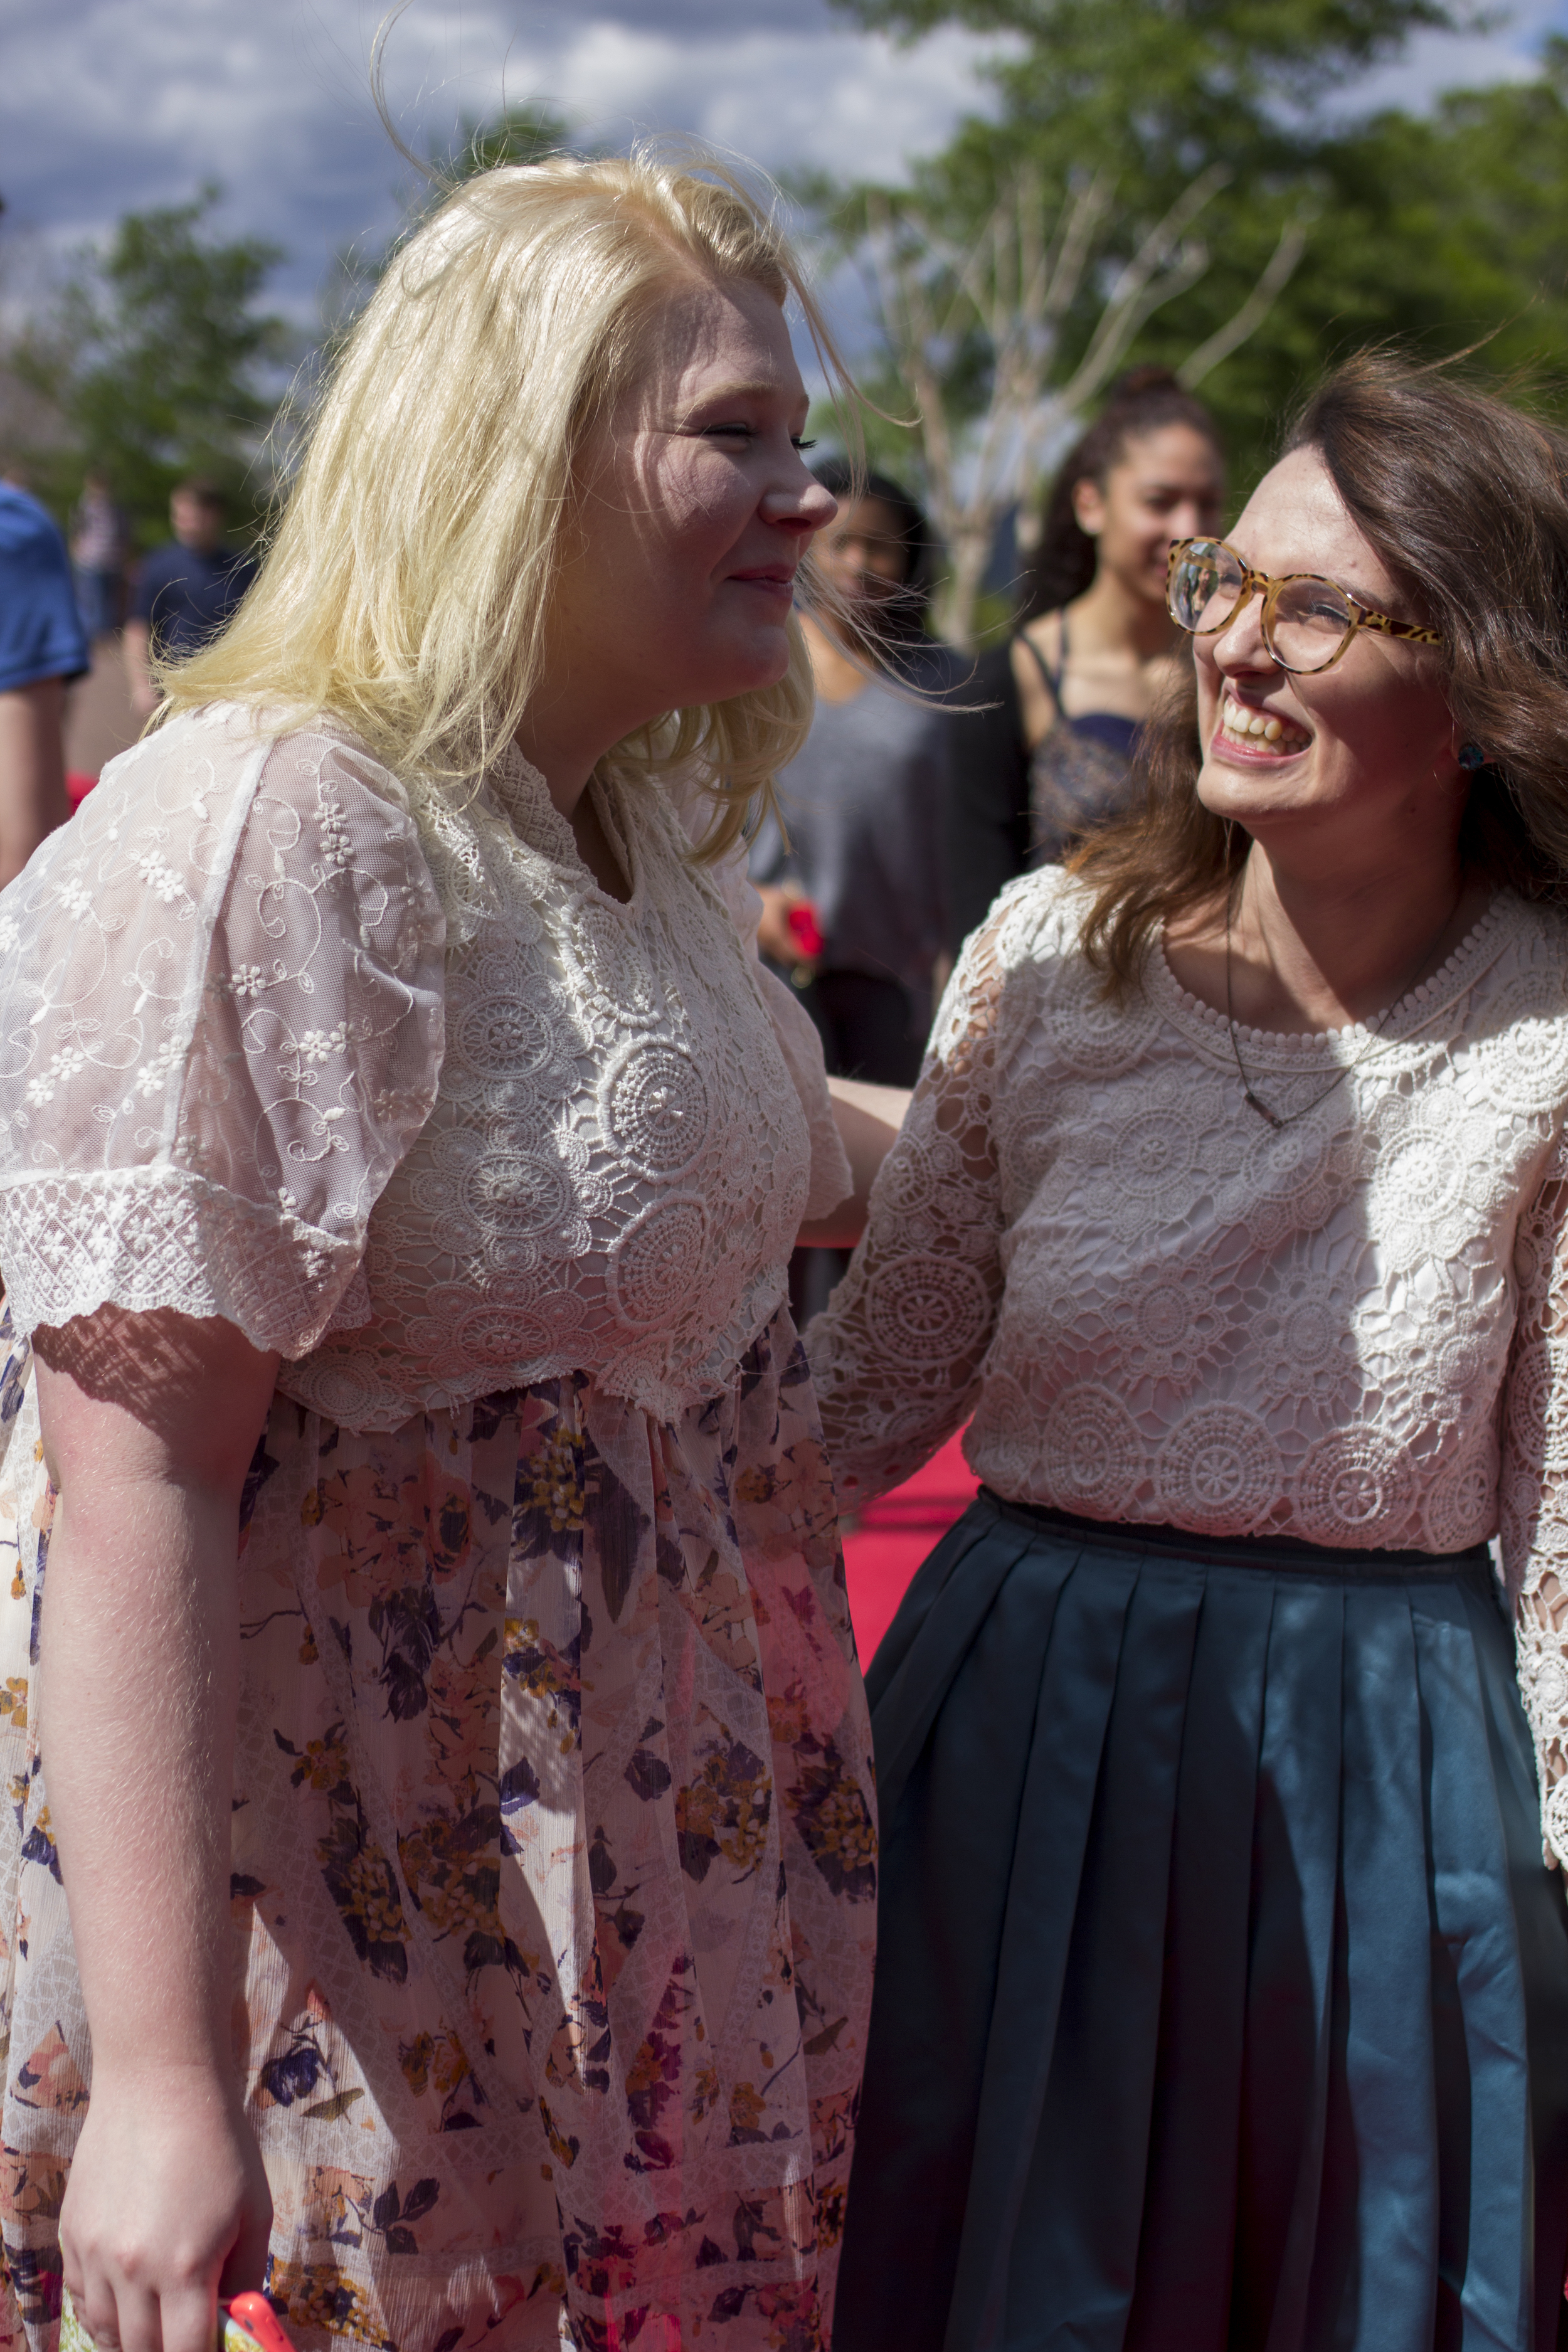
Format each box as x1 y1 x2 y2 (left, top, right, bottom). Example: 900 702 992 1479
0 156 877 2352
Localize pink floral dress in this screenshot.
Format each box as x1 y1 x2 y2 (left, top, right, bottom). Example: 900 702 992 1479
0 709 875 2352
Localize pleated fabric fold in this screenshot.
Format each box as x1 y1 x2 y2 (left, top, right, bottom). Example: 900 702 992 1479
835 1496 1568 2352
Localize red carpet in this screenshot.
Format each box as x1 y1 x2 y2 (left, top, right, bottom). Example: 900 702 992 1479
842 1429 978 1668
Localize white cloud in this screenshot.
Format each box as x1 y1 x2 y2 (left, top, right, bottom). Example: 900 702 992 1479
0 0 1012 327
1 0 1562 349
1332 0 1564 116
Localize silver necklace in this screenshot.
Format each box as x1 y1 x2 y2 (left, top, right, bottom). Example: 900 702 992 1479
1223 893 1459 1131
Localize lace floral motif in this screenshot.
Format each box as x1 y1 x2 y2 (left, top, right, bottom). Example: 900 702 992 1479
0 714 445 1354
808 868 1568 1863
0 706 821 1431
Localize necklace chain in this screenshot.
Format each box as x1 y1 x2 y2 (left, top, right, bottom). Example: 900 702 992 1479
1223 893 1460 1131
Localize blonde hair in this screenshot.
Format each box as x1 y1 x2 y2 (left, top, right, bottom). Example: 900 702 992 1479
159 149 859 861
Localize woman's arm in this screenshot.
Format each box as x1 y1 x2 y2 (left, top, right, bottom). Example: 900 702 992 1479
797 1077 911 1249
35 1305 281 2352
1500 1133 1568 1879
802 919 1009 1507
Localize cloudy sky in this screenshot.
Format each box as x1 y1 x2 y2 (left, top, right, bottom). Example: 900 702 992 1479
3 0 1567 338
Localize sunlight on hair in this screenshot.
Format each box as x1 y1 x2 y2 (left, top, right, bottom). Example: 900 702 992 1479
157 144 865 864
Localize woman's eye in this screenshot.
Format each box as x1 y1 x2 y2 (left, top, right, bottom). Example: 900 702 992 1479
702 423 755 442
793 437 817 452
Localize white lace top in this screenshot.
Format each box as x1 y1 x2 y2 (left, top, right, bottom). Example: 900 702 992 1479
0 703 848 1431
805 868 1568 1864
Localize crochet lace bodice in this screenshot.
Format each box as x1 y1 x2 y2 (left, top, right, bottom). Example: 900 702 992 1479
0 704 834 1431
805 867 1568 1864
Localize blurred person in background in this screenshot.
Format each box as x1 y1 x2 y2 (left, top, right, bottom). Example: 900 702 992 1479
945 366 1225 952
0 465 88 884
68 470 129 644
753 463 958 1088
124 477 258 718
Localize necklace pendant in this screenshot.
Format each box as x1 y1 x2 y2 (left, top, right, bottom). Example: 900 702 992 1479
1244 1088 1284 1129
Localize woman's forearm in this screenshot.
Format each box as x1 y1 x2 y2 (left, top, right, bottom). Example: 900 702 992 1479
33 1311 282 2351
797 1076 911 1249
43 1471 243 2079
34 1310 280 2081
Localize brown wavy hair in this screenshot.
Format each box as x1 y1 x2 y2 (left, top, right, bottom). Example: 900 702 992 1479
1071 350 1568 996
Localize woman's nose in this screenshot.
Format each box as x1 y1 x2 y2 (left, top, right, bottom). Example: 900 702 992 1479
1212 588 1277 674
763 482 837 538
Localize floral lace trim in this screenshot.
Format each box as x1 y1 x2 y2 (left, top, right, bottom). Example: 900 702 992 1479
1146 893 1511 1067
0 1168 361 1357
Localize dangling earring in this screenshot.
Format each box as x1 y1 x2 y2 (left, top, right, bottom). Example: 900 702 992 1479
1458 743 1487 771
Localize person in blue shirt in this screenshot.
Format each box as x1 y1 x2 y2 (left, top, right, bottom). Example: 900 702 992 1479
124 479 258 718
0 473 89 884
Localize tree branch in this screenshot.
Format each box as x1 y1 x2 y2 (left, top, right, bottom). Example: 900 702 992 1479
1177 203 1316 389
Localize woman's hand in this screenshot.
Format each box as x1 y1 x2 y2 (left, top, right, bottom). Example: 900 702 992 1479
755 881 808 969
62 2067 272 2352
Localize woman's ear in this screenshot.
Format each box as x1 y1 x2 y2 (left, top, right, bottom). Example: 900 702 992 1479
1071 477 1107 540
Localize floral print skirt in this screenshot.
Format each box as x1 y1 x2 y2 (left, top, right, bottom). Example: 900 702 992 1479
0 1308 876 2352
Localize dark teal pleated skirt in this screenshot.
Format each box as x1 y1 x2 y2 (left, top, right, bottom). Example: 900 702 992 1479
835 1493 1568 2352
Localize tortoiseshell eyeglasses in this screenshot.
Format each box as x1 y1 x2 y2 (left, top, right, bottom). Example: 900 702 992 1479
1166 536 1442 675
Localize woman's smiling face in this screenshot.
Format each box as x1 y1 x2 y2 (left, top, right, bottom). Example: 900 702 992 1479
1193 445 1463 856
548 272 836 724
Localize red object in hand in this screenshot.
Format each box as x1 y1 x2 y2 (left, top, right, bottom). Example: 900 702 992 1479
785 901 824 960
225 2296 299 2352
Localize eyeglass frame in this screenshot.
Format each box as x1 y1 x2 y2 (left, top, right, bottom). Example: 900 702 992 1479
1165 536 1443 675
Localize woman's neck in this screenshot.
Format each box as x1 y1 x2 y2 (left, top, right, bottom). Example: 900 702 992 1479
1066 566 1179 664
1168 839 1488 1036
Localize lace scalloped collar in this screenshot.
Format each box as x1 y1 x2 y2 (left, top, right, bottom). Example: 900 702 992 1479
1145 891 1518 1073
475 742 641 909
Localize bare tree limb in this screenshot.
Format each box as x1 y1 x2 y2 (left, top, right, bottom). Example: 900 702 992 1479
843 152 1308 647
1177 203 1316 389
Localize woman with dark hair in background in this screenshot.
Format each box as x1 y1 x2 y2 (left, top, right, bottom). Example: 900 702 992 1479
945 367 1225 953
753 462 960 1091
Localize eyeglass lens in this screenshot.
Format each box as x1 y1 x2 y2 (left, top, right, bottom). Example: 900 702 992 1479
1168 542 1355 674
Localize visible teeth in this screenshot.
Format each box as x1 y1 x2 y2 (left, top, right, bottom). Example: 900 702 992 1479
1222 697 1306 750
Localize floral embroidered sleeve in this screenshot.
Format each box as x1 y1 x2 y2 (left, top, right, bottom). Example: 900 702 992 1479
804 908 1009 1505
0 708 447 1355
1499 1126 1568 1867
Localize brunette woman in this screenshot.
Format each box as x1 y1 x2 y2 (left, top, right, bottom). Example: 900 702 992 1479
813 355 1568 2349
946 366 1224 950
753 464 956 1087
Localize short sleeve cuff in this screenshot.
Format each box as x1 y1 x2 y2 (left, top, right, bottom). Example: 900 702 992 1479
0 1168 364 1357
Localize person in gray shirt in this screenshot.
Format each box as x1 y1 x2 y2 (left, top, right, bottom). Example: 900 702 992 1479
752 463 960 1088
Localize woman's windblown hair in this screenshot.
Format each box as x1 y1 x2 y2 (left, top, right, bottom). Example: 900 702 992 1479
1072 351 1568 993
158 149 857 861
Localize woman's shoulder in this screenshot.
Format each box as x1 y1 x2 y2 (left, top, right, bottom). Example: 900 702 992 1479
963 861 1092 971
0 704 442 995
91 702 419 830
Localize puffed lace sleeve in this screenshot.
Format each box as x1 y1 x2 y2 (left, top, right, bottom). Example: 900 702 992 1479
1500 1126 1568 1867
673 785 850 1222
0 705 446 1357
803 909 1008 1505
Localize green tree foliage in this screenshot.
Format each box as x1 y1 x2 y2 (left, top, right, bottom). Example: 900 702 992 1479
814 0 1553 580
1180 41 1568 485
18 185 290 543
